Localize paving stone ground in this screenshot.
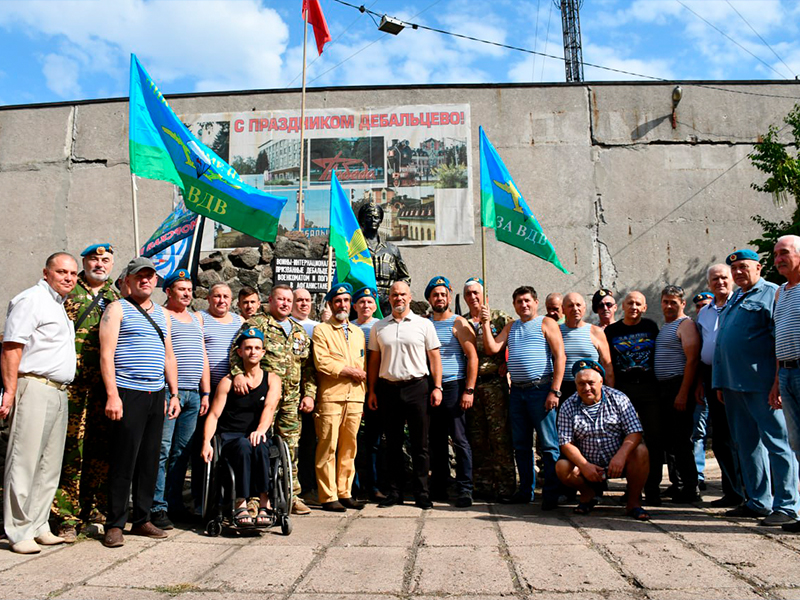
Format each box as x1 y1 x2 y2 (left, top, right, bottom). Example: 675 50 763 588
3 460 800 600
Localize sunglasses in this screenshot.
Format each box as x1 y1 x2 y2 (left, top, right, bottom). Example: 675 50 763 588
598 302 616 309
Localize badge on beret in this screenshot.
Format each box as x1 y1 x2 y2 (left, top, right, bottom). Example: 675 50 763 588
436 278 445 285
598 290 606 297
179 270 187 278
337 287 346 293
96 246 106 255
729 253 737 262
364 289 371 296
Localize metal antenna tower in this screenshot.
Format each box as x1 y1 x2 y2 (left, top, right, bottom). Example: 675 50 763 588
555 0 584 82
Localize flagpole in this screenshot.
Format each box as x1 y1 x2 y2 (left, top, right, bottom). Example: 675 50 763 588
327 244 334 288
481 225 487 303
131 173 141 256
187 215 205 274
297 7 310 231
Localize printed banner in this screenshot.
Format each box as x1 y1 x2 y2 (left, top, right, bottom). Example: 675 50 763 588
179 105 473 250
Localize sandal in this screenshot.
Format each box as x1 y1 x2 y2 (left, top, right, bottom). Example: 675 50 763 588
233 507 254 528
626 507 651 521
255 507 271 528
573 498 599 515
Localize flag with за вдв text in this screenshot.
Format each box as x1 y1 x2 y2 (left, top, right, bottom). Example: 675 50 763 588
128 53 287 242
478 126 569 274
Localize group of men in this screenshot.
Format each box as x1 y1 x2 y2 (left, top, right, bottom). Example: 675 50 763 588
7 233 800 553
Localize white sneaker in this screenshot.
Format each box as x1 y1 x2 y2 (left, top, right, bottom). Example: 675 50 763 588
34 531 65 545
11 539 41 554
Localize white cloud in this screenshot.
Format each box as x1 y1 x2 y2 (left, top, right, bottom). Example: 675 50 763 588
41 53 81 97
0 0 290 98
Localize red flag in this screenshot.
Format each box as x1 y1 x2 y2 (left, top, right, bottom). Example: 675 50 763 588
302 0 332 55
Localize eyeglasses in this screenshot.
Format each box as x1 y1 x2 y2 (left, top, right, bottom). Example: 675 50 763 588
598 302 616 309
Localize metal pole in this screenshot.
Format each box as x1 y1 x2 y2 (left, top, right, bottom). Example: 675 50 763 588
297 8 309 231
327 244 334 288
131 173 141 256
481 225 488 304
187 215 204 274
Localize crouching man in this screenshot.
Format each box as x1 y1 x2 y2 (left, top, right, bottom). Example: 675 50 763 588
555 360 650 520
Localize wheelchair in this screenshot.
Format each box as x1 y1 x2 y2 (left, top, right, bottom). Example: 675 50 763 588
201 427 293 536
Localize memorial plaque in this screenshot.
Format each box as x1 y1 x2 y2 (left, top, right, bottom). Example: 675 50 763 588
272 257 329 292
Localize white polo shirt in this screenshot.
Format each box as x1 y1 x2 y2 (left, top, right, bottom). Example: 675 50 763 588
369 311 440 381
4 279 76 384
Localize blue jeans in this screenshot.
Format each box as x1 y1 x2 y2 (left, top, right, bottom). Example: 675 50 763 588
692 401 709 481
779 367 800 466
723 388 800 516
509 383 559 502
153 389 201 513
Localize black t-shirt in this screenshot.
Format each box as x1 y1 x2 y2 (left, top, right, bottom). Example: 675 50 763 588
605 318 660 387
218 370 269 435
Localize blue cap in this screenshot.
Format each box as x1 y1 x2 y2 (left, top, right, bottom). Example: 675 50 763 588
571 359 606 380
162 268 192 290
425 276 451 299
726 249 760 265
325 283 353 302
464 277 484 288
692 291 713 304
353 286 378 303
81 243 114 257
236 327 264 346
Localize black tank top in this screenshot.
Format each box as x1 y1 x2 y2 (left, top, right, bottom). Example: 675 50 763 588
217 370 270 435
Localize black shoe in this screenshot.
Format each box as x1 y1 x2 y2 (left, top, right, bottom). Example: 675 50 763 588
150 510 174 531
500 491 532 504
430 490 449 503
660 485 680 499
455 495 473 508
339 497 365 510
725 504 766 519
541 498 559 511
322 501 347 513
378 494 404 508
710 495 743 508
699 481 707 491
415 495 433 510
670 490 700 504
782 520 800 533
644 495 662 507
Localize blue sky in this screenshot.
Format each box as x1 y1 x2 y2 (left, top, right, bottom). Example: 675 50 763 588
0 0 798 107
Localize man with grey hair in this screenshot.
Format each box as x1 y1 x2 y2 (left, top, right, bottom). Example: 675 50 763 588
695 263 744 508
2 252 78 553
772 234 800 532
714 249 799 526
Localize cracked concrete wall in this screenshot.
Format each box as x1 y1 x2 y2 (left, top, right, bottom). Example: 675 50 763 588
1 81 798 321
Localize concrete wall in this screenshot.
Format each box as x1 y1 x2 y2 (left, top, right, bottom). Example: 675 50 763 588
1 80 799 323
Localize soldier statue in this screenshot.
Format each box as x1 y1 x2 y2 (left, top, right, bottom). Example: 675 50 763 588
357 202 411 316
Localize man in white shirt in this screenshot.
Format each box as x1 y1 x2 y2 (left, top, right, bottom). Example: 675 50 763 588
1 252 78 554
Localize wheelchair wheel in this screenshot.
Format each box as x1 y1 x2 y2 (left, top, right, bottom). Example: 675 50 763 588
280 515 292 536
273 438 293 515
206 520 222 537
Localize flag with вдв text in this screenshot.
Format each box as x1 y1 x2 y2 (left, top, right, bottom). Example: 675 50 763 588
128 54 287 242
329 171 382 318
479 126 569 274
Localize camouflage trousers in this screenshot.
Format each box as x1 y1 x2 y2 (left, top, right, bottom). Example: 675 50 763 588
51 381 110 525
466 378 516 498
275 391 303 497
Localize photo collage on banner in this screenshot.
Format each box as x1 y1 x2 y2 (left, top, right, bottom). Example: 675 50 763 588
180 105 474 250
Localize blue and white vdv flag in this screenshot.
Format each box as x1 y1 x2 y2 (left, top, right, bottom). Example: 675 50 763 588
140 199 202 279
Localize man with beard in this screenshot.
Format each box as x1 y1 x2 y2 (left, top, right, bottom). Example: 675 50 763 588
312 284 367 512
426 276 478 507
368 281 442 509
52 243 119 542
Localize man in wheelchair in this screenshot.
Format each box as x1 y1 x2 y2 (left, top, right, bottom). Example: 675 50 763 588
201 328 281 528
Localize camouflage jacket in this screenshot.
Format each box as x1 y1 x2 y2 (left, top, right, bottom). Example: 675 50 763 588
229 312 318 400
64 272 120 380
463 309 513 377
367 238 411 299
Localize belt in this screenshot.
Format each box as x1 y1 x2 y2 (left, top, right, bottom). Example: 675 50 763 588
20 373 69 391
381 376 426 387
510 375 553 389
779 359 800 369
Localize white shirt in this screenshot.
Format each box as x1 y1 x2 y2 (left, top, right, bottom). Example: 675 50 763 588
4 279 76 384
369 312 440 381
290 316 318 338
696 298 729 366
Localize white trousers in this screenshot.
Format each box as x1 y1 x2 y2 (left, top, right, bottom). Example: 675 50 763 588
4 378 68 543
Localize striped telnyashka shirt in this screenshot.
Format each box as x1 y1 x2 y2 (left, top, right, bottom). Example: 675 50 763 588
170 313 204 390
654 316 689 381
507 316 553 383
115 299 167 392
560 323 599 382
775 283 800 361
431 315 466 383
201 311 243 387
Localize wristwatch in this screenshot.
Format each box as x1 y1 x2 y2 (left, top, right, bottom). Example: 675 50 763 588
550 389 562 398
465 388 475 395
435 385 444 392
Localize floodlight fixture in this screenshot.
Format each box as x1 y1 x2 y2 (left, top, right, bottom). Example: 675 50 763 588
378 15 405 35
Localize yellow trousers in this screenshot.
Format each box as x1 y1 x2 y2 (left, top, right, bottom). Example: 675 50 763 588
314 400 363 503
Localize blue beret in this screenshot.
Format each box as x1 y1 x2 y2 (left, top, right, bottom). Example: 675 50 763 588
425 276 451 299
353 286 378 303
571 359 606 380
236 327 264 346
162 268 192 290
464 277 484 288
325 283 353 302
692 291 714 304
726 249 759 265
81 243 114 257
